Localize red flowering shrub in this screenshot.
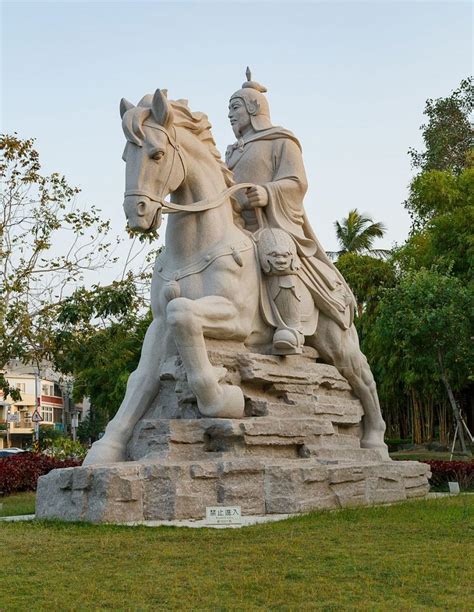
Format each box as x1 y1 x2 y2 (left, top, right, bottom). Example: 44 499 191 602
423 460 474 491
0 452 82 495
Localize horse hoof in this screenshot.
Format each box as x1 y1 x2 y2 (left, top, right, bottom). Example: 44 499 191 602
198 384 244 419
83 438 128 465
361 437 390 461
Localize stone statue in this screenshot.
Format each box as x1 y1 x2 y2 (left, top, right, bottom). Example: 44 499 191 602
82 75 388 467
36 74 433 523
226 69 355 335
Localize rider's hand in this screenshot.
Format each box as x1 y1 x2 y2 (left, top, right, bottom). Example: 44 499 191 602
246 185 269 208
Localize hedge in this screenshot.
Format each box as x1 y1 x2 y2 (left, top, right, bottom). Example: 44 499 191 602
0 452 82 495
424 460 474 491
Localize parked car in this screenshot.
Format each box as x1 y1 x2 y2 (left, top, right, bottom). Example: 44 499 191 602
0 448 26 457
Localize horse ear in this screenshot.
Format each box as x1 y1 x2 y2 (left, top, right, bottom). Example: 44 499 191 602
120 98 135 119
151 89 173 128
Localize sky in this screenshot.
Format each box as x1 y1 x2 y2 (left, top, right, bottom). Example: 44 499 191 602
1 0 472 285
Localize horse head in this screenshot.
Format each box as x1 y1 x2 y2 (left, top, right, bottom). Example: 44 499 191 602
121 89 186 232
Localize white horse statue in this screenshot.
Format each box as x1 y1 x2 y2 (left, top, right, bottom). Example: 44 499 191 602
84 89 388 465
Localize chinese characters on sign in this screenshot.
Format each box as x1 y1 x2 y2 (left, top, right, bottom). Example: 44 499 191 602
206 506 242 525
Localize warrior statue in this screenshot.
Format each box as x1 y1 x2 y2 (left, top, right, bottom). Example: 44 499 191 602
82 72 388 466
226 69 355 355
36 72 435 526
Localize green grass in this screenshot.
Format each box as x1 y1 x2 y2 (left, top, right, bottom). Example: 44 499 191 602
390 451 472 461
0 492 36 517
1 496 473 610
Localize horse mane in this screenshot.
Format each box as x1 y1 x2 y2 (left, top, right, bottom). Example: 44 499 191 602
122 95 235 188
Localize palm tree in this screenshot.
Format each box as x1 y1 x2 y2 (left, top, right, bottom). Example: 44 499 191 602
327 209 390 260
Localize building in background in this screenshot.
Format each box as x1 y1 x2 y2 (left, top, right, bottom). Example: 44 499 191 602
0 361 85 449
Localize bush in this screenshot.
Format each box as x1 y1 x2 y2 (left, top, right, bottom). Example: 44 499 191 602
386 438 412 452
0 452 82 495
43 438 88 461
424 460 474 491
39 425 66 448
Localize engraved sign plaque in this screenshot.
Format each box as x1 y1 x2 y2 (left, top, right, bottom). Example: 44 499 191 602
206 506 242 525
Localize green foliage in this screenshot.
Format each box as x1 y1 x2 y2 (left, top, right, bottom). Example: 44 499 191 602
77 410 109 443
43 438 87 461
39 427 87 459
54 309 152 433
335 253 395 320
330 208 390 260
366 269 473 400
396 166 474 287
56 276 141 327
408 77 473 174
405 166 474 230
39 425 64 447
363 79 474 442
0 492 36 517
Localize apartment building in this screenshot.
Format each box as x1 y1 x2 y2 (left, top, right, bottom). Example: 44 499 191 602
0 361 83 449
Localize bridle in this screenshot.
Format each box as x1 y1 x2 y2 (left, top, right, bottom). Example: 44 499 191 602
124 122 187 209
123 123 254 224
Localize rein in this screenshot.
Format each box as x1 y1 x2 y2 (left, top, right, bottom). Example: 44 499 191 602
125 183 256 214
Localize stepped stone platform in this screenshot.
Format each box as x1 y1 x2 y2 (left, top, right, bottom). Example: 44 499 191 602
36 344 431 523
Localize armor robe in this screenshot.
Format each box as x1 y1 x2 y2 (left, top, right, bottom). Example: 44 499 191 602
226 127 355 330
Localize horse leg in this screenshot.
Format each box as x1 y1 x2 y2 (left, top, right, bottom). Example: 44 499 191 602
166 296 246 418
308 313 389 460
83 316 171 464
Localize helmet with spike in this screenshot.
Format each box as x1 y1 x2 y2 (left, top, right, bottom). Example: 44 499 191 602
229 67 272 132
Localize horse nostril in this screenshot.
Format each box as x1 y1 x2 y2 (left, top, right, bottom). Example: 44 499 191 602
137 201 147 216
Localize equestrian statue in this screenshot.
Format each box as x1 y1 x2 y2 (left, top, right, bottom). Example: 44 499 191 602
84 70 388 466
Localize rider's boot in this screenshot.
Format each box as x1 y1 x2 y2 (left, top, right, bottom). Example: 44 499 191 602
272 285 304 355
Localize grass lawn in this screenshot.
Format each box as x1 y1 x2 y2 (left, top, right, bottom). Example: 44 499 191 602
0 492 36 517
390 451 473 462
1 496 473 610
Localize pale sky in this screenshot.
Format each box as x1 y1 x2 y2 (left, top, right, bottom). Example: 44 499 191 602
2 0 472 285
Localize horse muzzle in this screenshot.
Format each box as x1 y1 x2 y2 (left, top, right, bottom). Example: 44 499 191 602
123 193 163 232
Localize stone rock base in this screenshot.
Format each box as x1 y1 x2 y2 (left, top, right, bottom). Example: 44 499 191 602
36 458 430 523
36 346 431 523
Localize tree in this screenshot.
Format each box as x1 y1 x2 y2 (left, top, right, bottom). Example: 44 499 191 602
408 77 473 175
359 79 474 445
0 134 138 399
53 306 151 440
394 167 474 282
335 253 395 320
405 165 474 229
365 270 473 448
328 209 390 260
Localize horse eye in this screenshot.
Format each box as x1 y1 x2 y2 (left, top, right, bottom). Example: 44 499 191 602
152 151 165 161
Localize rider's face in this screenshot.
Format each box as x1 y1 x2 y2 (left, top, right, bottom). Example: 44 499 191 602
228 98 252 138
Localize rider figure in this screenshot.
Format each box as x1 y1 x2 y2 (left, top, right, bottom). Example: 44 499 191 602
226 69 356 354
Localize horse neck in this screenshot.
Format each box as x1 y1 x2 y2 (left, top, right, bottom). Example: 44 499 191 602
164 130 237 264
